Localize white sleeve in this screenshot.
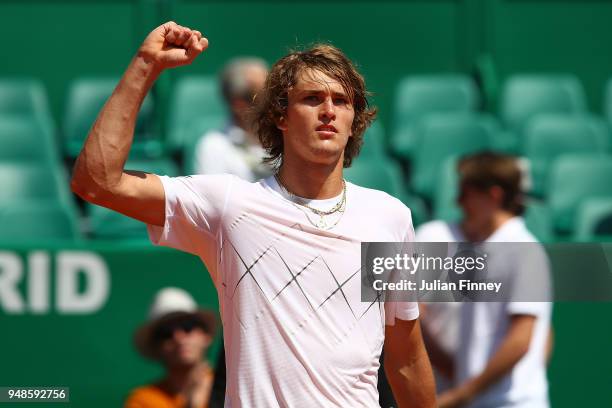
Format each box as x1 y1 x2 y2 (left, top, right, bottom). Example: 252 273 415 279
385 204 420 325
506 243 552 316
385 301 420 325
147 174 234 259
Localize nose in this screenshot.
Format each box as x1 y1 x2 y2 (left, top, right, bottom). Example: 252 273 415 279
172 328 188 341
319 97 336 122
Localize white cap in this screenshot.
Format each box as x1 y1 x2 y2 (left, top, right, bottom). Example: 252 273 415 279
148 287 198 321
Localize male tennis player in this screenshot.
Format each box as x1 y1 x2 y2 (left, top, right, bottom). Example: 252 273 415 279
71 21 435 407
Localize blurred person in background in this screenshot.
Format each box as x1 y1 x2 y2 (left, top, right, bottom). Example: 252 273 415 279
193 57 272 181
416 152 552 408
71 21 436 407
125 287 216 408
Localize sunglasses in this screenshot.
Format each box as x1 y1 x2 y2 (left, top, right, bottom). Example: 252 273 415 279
153 318 205 342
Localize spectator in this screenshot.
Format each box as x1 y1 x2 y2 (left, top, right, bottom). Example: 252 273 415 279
417 152 552 408
193 57 272 181
125 287 217 408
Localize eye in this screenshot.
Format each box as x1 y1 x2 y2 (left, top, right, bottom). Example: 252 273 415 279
333 97 348 106
304 95 320 103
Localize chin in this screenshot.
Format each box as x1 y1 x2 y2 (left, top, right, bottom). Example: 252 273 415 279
307 153 343 166
309 144 345 162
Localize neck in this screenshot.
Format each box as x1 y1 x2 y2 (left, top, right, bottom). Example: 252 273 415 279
462 211 514 242
161 361 208 395
277 155 345 199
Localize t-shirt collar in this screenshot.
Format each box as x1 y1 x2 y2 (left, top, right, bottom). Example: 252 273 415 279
263 175 346 211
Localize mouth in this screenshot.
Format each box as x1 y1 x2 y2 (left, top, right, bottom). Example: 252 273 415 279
315 124 338 138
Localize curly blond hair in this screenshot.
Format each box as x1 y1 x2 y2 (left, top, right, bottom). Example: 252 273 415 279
252 44 377 168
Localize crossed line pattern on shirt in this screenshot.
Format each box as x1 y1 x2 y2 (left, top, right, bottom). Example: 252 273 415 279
220 217 383 328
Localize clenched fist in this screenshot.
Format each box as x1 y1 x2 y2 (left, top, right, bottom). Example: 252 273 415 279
138 21 208 71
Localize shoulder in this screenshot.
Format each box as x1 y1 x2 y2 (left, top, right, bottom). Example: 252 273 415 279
200 128 229 142
162 173 236 189
347 183 414 241
489 217 539 243
348 182 412 219
196 130 233 152
124 385 168 408
169 173 259 186
416 220 455 241
158 174 251 205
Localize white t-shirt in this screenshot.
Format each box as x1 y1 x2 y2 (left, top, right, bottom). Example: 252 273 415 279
147 174 419 408
194 125 271 182
418 218 551 408
415 221 464 393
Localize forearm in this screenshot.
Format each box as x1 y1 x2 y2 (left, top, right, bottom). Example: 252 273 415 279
385 349 437 408
450 316 535 405
72 53 160 199
461 333 528 397
420 322 454 379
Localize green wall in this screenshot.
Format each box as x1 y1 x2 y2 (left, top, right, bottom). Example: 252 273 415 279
486 0 612 112
0 243 221 408
2 0 610 134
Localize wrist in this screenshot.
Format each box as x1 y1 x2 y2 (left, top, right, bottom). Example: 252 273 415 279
133 50 163 82
458 380 478 403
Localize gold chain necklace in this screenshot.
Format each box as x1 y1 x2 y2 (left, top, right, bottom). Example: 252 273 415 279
274 173 347 229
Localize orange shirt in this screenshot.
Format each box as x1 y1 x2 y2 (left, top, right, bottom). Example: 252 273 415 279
124 369 214 408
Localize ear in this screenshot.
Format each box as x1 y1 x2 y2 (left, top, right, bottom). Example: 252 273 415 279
201 333 214 348
276 116 288 132
489 185 505 206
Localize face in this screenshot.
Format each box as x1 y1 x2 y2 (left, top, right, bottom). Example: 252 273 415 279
244 63 268 96
232 64 268 121
457 183 501 227
277 68 355 166
154 317 212 367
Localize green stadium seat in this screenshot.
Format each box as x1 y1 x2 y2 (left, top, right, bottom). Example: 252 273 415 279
524 114 610 197
167 76 227 153
547 154 612 234
64 77 161 158
0 162 73 207
182 116 229 175
432 156 461 222
356 121 387 161
0 201 80 242
0 115 60 165
500 74 586 134
344 159 428 226
574 198 612 241
523 201 554 243
411 113 497 200
88 205 148 240
390 75 478 160
0 78 54 128
123 158 180 177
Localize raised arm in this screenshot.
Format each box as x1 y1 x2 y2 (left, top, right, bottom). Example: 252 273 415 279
71 22 208 226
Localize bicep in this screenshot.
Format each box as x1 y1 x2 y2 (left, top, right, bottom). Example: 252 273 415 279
506 314 537 347
97 171 166 227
